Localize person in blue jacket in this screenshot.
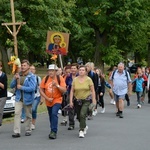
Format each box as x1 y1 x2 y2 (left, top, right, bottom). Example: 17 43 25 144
132 71 144 108
10 59 36 138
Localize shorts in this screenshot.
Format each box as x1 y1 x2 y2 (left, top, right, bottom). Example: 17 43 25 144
113 93 125 102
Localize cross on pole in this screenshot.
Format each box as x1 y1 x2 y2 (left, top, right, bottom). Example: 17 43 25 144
1 0 26 57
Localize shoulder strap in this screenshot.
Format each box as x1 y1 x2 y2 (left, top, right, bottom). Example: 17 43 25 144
112 70 116 80
36 75 39 86
44 75 49 84
56 75 60 85
125 70 129 81
44 75 61 85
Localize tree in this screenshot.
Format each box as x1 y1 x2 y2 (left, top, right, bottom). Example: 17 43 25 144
0 0 74 70
68 0 150 70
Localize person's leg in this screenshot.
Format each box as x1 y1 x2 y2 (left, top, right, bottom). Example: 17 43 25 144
148 89 150 103
0 97 7 126
47 106 52 130
60 93 68 125
24 104 32 135
100 95 105 113
109 89 115 105
75 101 82 122
125 93 130 106
48 104 61 139
79 101 90 130
50 103 61 133
113 93 120 116
136 92 140 105
21 107 26 123
68 108 75 129
32 96 41 127
118 95 125 118
68 97 77 129
13 101 23 134
141 87 146 103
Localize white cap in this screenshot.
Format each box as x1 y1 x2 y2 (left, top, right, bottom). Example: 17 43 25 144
47 64 58 70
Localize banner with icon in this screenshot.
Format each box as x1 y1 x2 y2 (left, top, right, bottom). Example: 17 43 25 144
46 31 70 55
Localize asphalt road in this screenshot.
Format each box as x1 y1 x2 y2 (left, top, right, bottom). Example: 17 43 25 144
0 93 150 150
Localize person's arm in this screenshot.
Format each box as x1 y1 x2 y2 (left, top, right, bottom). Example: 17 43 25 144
69 86 74 108
127 73 132 96
147 74 150 90
52 76 67 93
90 85 96 105
0 73 7 90
128 82 132 96
40 87 54 103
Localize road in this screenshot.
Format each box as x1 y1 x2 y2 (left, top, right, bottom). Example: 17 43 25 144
0 93 150 150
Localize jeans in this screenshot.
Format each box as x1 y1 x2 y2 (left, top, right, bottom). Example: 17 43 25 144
76 100 90 131
21 107 26 120
136 92 142 104
47 103 61 133
32 96 41 119
98 94 104 108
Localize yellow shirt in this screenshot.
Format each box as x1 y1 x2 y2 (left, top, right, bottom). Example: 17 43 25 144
72 76 93 99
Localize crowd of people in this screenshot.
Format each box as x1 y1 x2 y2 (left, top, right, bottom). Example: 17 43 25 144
0 60 150 139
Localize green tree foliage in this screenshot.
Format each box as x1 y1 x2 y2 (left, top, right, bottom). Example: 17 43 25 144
68 0 150 69
0 0 74 62
0 0 150 70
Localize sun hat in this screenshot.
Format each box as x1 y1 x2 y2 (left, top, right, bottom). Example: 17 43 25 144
47 64 58 70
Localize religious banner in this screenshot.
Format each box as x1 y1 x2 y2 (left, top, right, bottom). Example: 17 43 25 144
46 31 70 55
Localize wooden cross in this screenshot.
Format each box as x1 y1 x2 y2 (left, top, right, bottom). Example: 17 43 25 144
1 0 26 57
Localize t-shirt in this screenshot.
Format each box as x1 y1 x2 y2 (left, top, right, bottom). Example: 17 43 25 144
40 75 66 107
72 76 93 100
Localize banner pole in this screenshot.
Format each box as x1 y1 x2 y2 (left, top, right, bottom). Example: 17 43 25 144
58 54 63 69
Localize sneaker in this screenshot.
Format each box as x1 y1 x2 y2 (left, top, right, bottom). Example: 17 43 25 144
101 108 105 113
87 115 93 120
58 109 62 114
137 104 141 108
79 131 84 138
60 120 67 126
113 101 116 105
12 133 21 138
92 109 97 116
68 126 74 130
31 124 35 130
21 119 24 123
110 99 115 105
25 132 31 136
84 126 88 135
49 131 57 139
119 113 124 118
